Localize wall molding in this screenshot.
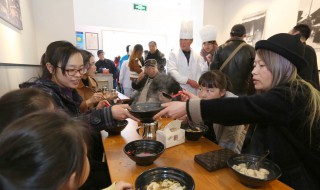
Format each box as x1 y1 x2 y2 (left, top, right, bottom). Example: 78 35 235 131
0 63 40 67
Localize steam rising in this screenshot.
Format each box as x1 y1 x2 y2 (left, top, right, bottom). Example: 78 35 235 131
131 74 181 105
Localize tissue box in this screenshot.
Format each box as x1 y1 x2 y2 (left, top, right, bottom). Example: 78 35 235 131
156 120 185 148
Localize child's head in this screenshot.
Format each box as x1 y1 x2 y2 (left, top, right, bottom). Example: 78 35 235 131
198 70 227 99
0 112 90 190
0 88 56 132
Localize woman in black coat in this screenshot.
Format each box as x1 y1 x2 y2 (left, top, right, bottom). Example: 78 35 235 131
154 33 320 190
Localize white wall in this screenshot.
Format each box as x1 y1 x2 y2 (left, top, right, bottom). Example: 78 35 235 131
209 0 300 43
0 0 76 65
0 66 40 96
74 0 204 57
0 0 76 96
0 0 37 65
0 0 39 96
203 0 226 45
31 0 76 59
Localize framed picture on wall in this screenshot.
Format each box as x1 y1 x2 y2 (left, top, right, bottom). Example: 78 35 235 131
242 10 266 46
297 0 320 51
85 32 99 50
0 0 23 30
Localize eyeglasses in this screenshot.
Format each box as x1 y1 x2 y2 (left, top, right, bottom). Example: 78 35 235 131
57 66 87 76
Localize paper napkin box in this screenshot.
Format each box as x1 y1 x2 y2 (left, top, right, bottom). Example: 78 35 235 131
156 120 185 148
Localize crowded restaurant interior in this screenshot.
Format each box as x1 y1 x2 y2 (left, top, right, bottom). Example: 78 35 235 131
0 0 320 190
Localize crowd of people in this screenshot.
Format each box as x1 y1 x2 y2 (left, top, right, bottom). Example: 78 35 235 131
0 20 319 190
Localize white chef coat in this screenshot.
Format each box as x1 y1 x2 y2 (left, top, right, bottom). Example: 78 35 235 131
167 48 208 95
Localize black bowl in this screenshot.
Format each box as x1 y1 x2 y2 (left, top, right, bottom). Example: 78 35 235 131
182 121 208 141
123 140 165 166
129 103 163 123
105 120 128 135
227 154 282 188
135 167 195 190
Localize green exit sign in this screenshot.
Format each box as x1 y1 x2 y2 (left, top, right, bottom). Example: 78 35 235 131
133 3 147 11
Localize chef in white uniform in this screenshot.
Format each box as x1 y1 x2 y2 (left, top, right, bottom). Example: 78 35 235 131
167 20 208 95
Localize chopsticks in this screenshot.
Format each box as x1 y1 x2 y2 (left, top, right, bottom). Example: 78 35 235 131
161 91 184 100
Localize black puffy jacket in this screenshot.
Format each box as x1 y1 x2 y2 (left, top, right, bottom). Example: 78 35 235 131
210 38 255 96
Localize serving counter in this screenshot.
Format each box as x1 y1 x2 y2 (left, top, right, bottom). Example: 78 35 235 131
102 119 293 190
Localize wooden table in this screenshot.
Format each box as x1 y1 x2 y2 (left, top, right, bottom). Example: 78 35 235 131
102 119 293 190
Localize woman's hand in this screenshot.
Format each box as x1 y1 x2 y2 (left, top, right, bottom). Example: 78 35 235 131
187 79 199 89
137 71 146 82
111 104 139 121
153 101 187 120
86 92 104 105
206 53 212 63
115 181 133 190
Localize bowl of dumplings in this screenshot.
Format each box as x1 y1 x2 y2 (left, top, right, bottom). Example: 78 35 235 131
135 167 195 190
227 154 282 188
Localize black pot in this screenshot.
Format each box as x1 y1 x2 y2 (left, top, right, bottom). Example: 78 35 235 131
129 103 163 123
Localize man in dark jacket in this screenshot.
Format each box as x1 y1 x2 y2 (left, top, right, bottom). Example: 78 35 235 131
145 41 167 73
211 24 255 96
95 50 118 88
289 24 320 90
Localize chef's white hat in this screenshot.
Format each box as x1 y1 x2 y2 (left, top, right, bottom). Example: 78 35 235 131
180 20 193 39
199 25 217 42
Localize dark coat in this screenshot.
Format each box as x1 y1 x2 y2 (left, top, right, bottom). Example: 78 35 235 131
95 59 118 79
19 79 117 131
299 44 320 90
211 38 255 96
189 84 320 190
131 75 149 91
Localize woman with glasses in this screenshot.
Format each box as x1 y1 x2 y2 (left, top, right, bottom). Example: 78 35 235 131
19 41 138 189
20 41 136 125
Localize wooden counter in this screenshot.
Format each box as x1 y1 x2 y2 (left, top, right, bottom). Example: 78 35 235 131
102 119 293 190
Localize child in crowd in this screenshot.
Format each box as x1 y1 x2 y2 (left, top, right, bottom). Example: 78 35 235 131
184 70 246 153
0 112 133 190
